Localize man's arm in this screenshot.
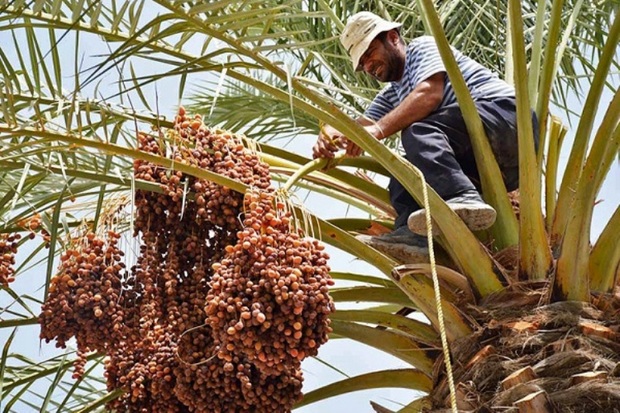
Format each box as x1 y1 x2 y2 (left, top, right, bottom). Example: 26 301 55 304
343 73 445 156
371 72 445 140
313 72 445 158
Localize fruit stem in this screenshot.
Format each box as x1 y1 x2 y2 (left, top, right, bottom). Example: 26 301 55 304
282 154 343 192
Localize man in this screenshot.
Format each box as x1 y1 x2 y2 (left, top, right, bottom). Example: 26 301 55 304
313 12 536 262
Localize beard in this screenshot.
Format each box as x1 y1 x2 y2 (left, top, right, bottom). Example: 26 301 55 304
373 42 405 82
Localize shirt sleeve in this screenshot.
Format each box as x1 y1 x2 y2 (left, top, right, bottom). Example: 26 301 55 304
364 84 396 121
410 36 447 87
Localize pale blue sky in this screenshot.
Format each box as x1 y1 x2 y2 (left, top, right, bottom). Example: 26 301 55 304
1 10 618 413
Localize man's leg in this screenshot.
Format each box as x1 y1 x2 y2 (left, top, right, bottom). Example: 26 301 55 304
457 97 538 193
389 177 420 228
361 108 486 262
400 102 502 234
356 165 433 263
359 98 526 259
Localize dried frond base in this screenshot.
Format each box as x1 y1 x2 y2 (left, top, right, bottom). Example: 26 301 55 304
427 286 620 413
508 190 520 219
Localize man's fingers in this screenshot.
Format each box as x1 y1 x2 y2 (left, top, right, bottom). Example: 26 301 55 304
314 125 348 160
313 138 335 159
345 140 363 157
334 137 347 149
326 136 343 152
347 147 361 157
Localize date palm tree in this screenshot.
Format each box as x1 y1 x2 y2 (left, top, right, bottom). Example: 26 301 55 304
0 0 618 411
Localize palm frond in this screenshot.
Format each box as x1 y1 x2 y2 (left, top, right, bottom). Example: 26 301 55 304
0 0 618 411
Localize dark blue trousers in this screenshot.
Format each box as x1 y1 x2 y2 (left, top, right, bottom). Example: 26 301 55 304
390 97 538 228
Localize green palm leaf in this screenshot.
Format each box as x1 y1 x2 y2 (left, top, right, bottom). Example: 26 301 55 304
0 0 617 411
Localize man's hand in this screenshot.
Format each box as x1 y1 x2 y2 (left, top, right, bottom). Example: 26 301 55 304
314 122 386 159
313 124 346 159
344 139 363 157
345 124 384 157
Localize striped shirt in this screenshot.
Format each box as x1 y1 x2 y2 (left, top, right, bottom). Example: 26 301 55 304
365 36 514 121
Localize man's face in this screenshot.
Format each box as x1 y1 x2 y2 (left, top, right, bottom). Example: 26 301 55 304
357 31 405 82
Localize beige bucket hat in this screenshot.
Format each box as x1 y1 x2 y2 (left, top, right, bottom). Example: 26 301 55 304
340 12 402 71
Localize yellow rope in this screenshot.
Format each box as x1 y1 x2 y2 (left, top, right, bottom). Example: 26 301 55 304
420 172 458 413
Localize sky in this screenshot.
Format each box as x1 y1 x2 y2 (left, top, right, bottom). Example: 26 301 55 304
0 23 422 412
1 6 619 413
